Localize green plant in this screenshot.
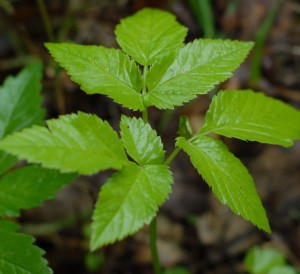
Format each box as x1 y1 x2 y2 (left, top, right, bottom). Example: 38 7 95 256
0 8 300 274
0 63 75 273
244 246 299 274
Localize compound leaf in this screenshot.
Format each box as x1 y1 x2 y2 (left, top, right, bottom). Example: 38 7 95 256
115 8 187 66
120 116 164 165
199 90 300 147
0 62 45 139
0 219 52 274
45 43 144 110
91 162 173 250
0 112 128 175
176 136 270 233
145 39 253 109
0 165 76 217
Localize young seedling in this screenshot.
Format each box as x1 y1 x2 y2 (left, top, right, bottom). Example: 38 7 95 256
0 8 300 274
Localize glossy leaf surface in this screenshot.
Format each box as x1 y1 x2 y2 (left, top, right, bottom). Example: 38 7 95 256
0 166 76 217
0 62 45 139
0 62 45 174
0 112 128 174
91 162 173 250
177 136 270 233
115 8 187 66
0 220 52 274
145 39 253 109
45 43 144 110
199 90 300 147
120 116 164 165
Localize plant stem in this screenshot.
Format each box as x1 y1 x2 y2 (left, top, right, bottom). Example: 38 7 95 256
164 147 181 166
141 65 162 273
150 217 162 274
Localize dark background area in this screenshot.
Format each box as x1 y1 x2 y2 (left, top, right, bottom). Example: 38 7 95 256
0 0 300 273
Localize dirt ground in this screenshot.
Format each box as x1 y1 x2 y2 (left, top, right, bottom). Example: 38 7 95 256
0 0 300 273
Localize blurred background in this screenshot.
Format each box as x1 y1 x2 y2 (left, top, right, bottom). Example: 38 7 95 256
0 0 300 273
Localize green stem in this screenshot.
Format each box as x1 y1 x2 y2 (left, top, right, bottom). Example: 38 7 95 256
36 0 54 42
150 218 162 274
141 65 161 273
164 147 181 166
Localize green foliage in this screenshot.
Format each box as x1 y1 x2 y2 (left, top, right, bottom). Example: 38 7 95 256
0 62 44 139
199 90 300 147
0 219 52 274
1 8 300 274
115 8 188 66
177 116 193 139
0 112 127 175
244 246 298 274
0 63 76 274
0 165 76 217
120 116 165 165
144 39 253 109
45 43 144 110
176 136 270 233
0 62 45 174
91 162 172 250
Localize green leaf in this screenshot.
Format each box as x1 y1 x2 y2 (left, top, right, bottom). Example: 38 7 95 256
199 90 300 147
91 162 173 250
120 116 164 165
268 266 298 274
145 39 253 109
115 8 187 66
0 165 76 217
0 219 52 274
244 246 286 274
176 136 270 233
0 112 128 175
177 116 193 139
0 62 45 175
0 152 16 175
0 62 45 139
45 43 144 110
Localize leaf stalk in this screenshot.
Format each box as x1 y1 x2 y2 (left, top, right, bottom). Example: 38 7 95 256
150 217 162 274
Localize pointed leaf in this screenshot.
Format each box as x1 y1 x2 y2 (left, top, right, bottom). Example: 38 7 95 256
199 90 300 147
0 165 76 217
91 162 173 250
0 112 128 175
0 220 52 274
120 116 164 165
176 136 270 233
145 39 253 109
45 43 144 110
0 62 45 138
115 8 187 66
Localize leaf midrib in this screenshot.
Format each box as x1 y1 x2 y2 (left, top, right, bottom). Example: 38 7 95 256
148 44 246 93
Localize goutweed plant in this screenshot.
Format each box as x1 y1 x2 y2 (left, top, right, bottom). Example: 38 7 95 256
0 8 300 274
